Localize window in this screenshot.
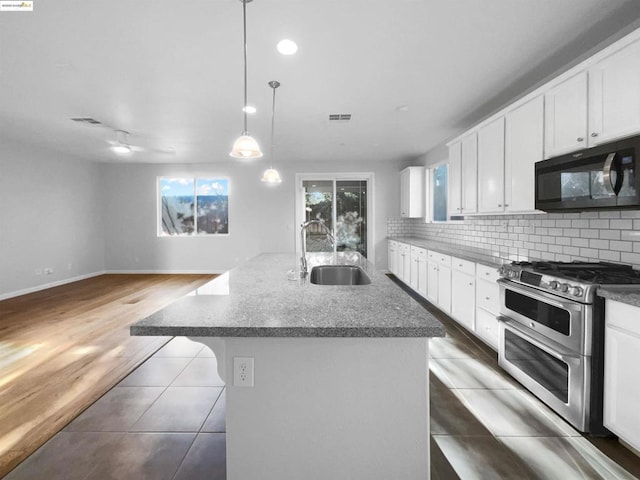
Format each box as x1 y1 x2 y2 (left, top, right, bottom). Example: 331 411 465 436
425 163 448 222
159 177 229 235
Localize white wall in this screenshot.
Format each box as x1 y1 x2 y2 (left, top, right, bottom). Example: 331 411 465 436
0 138 105 299
101 159 400 273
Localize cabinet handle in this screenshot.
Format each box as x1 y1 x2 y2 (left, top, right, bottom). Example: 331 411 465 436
505 204 509 207
498 204 502 207
591 132 598 137
485 296 491 300
468 282 473 286
577 137 584 142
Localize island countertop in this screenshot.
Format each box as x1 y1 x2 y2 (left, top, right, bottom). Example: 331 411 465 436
130 252 445 338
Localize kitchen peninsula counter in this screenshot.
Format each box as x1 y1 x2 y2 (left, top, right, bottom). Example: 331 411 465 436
131 252 443 480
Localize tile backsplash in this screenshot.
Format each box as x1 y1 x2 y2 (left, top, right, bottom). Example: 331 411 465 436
388 210 640 269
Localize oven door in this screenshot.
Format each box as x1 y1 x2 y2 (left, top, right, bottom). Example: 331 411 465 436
499 279 591 355
498 317 590 432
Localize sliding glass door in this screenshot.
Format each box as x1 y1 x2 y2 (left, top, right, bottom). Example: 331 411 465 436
300 176 370 258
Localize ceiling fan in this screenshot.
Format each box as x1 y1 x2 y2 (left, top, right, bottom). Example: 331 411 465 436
106 129 176 156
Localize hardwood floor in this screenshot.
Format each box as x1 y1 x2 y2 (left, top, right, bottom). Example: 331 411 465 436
0 274 216 478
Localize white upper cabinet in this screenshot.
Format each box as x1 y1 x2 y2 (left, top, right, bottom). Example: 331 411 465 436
448 142 462 216
400 167 424 218
589 38 640 146
448 133 477 216
544 71 588 158
477 118 505 213
504 96 544 212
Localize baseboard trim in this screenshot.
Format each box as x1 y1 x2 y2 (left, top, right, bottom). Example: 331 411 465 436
0 271 107 301
105 269 225 275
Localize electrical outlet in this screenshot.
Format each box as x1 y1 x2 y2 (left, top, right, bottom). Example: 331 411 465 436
233 356 254 387
44 267 54 275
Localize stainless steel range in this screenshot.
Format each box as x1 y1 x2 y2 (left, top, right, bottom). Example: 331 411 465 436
497 261 640 434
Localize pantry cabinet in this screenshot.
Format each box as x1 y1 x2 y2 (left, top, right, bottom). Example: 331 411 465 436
589 38 640 146
504 96 544 212
400 167 424 218
477 118 505 213
604 299 640 452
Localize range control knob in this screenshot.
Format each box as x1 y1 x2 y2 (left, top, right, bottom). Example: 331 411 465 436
559 283 569 293
570 286 584 297
507 270 518 279
549 281 560 290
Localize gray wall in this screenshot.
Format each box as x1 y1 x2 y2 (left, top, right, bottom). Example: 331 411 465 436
100 159 400 274
0 138 106 298
0 148 401 298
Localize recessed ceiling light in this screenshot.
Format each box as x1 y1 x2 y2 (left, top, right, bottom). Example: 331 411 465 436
243 105 257 114
111 145 132 154
277 39 298 55
396 105 409 112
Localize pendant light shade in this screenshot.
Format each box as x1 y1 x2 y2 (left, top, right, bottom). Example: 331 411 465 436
262 80 282 184
230 0 262 159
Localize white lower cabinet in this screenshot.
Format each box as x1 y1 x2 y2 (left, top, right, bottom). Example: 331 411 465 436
388 240 398 275
451 258 476 331
397 242 411 283
474 263 501 351
604 299 640 452
426 250 451 314
411 246 428 298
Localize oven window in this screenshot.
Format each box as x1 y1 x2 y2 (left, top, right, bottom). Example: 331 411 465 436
505 289 570 335
505 330 569 403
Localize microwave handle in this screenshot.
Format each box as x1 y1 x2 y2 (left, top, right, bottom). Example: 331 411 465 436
603 152 621 195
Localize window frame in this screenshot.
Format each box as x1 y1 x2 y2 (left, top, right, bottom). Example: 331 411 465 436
425 162 463 224
157 176 231 237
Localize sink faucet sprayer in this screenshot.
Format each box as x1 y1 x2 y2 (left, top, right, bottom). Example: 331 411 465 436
300 220 335 276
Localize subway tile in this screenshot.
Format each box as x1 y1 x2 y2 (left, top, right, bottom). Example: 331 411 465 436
548 228 563 236
534 243 548 252
541 236 556 244
600 230 621 240
621 210 640 218
563 246 580 256
589 219 609 229
580 229 600 239
555 254 571 262
555 220 572 228
564 213 580 219
620 230 640 242
599 250 621 262
580 248 599 258
589 239 609 250
571 220 589 228
611 219 633 230
556 237 571 246
621 252 640 264
571 238 589 248
599 211 621 219
549 245 563 254
610 241 633 253
580 212 599 219
563 229 580 238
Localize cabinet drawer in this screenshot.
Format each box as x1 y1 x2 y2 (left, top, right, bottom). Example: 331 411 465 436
452 257 475 276
476 279 500 315
606 299 640 337
427 250 451 267
475 307 499 351
410 246 427 258
476 263 500 283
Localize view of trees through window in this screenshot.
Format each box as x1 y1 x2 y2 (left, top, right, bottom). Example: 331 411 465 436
159 177 229 235
303 180 367 257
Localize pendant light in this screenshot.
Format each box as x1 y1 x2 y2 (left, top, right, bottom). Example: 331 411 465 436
261 80 282 184
230 0 262 159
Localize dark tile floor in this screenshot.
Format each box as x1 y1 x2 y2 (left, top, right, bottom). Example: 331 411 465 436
4 307 640 479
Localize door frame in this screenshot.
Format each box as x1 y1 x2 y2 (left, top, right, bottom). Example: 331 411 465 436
294 172 375 261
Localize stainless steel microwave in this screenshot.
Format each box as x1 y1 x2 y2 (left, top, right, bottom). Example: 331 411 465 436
535 135 640 211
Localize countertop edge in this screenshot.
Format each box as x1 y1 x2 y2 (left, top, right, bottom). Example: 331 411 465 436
597 287 640 308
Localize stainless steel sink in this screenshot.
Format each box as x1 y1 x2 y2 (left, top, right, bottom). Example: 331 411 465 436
309 265 371 285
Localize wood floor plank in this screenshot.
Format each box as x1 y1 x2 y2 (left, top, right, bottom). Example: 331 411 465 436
0 273 216 477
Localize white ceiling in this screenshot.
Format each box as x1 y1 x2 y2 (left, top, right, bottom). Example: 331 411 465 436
1 0 640 164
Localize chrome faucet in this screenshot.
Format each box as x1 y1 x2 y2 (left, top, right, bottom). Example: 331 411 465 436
300 219 335 276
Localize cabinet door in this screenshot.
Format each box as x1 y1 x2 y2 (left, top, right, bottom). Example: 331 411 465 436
388 241 396 274
409 252 419 290
475 307 499 351
544 71 588 157
401 245 411 283
589 38 640 146
504 96 543 213
427 262 438 304
400 169 410 217
448 142 462 216
437 265 452 314
604 325 640 451
451 270 475 330
461 133 478 214
417 257 428 298
477 117 505 213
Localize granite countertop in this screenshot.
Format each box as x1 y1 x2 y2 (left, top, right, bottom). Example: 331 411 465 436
597 287 640 308
388 236 505 268
130 252 445 338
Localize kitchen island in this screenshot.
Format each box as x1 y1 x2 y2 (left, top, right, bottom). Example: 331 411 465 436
131 252 445 480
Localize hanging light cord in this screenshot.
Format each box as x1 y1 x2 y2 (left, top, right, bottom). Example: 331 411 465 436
270 83 276 167
242 0 249 134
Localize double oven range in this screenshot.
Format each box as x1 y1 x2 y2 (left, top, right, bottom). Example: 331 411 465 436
497 261 640 434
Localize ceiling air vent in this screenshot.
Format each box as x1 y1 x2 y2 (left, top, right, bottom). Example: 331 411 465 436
329 114 351 121
70 117 102 125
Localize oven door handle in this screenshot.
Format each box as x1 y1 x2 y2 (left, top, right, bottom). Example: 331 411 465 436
498 316 581 364
497 278 585 313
